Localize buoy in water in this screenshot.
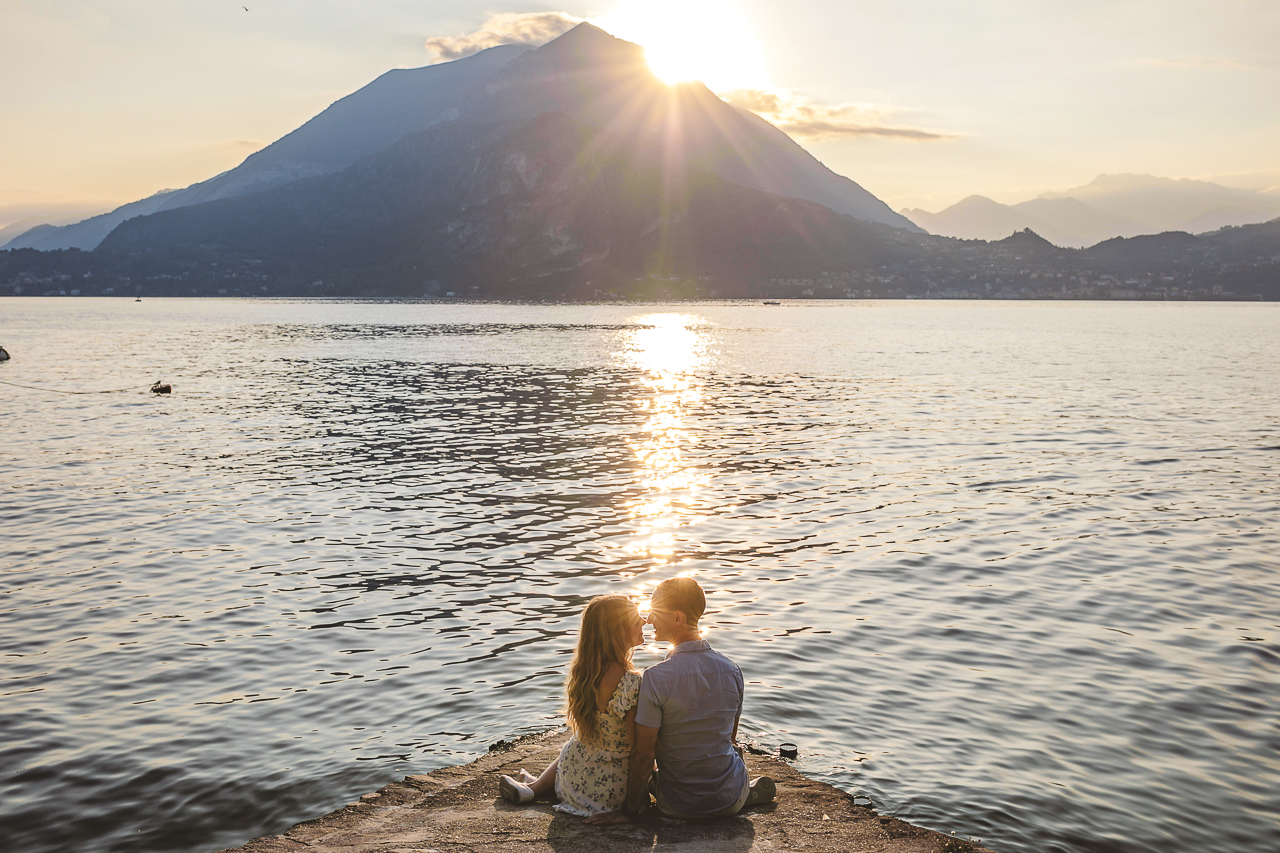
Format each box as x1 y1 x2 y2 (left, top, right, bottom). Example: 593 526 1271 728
0 345 10 361
150 381 172 394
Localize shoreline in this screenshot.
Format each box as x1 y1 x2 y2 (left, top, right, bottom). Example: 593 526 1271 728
217 729 997 853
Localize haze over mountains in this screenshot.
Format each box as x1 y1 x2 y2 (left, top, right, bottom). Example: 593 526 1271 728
902 174 1280 248
5 24 915 253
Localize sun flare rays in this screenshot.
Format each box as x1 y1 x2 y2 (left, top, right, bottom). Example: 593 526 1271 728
594 0 768 92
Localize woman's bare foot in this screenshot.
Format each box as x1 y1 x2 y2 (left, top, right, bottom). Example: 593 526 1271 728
583 809 631 826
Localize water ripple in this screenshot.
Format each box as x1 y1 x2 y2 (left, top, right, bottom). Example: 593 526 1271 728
0 299 1277 853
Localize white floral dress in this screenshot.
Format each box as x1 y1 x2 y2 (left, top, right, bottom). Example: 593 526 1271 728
553 669 642 816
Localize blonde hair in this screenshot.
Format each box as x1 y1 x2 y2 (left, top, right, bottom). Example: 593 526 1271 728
564 595 638 744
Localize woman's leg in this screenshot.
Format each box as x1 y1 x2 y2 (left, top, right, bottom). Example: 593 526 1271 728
529 757 558 797
499 758 557 803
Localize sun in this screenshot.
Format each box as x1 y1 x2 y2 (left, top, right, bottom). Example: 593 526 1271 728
594 0 768 92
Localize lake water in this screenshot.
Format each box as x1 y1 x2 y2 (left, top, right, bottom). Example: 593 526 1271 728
1 298 1277 853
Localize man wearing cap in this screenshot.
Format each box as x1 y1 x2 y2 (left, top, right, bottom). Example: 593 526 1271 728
588 576 774 823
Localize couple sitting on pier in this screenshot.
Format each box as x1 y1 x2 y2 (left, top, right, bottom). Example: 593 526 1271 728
498 577 776 823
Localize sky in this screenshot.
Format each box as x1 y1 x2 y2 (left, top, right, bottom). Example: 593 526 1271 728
2 0 1277 228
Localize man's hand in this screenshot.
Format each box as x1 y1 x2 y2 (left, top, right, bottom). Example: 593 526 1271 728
625 723 659 814
583 809 631 825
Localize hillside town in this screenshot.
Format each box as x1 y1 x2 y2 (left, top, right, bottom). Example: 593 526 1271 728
5 222 1276 301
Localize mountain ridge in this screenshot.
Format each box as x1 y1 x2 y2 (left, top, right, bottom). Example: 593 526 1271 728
902 174 1280 247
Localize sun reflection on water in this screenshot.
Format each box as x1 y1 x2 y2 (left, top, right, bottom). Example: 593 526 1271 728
617 314 710 563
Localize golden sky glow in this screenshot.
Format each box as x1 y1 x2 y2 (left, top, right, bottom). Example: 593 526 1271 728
1 2 1276 226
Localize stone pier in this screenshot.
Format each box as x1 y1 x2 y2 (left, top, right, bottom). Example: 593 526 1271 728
218 730 996 853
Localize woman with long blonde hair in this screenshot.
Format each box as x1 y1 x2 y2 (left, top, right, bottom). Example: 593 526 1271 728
498 594 646 816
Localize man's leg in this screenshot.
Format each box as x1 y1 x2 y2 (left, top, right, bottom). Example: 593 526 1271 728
741 776 776 809
653 774 775 819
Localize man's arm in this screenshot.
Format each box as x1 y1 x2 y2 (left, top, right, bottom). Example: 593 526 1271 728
626 723 659 812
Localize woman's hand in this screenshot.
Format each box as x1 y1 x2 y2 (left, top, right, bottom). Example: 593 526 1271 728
583 809 631 826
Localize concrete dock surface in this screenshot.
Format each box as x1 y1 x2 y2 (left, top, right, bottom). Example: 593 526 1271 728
218 730 997 853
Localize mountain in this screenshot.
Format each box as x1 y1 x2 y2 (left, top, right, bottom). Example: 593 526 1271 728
1083 230 1203 268
902 174 1280 248
1009 197 1141 246
1198 217 1280 257
0 220 58 246
148 43 532 215
1040 173 1280 232
454 24 914 229
901 193 1145 247
12 23 915 253
1 213 96 247
899 196 1034 242
99 111 907 292
992 227 1061 258
4 190 181 252
4 44 531 251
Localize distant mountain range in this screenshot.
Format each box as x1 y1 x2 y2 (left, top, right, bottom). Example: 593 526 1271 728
902 174 1280 247
5 24 916 253
0 205 114 246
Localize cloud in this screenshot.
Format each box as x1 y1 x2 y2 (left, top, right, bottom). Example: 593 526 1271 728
776 119 951 141
424 12 583 63
720 88 782 115
721 88 956 142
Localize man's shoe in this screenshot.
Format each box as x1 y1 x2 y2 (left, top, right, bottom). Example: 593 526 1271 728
745 776 776 806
